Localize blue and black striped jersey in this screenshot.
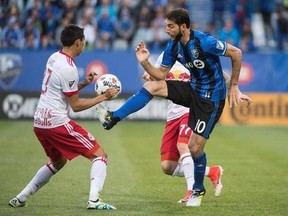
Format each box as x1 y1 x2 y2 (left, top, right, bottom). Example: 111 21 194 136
161 30 227 101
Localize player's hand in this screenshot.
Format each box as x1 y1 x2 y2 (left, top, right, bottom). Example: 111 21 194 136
103 87 119 100
135 41 150 64
228 84 252 108
238 91 253 108
228 84 240 108
84 72 97 85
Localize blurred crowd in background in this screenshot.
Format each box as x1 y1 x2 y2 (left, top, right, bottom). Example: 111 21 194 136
1 0 288 52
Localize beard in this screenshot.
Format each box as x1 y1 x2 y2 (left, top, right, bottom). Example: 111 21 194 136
174 31 183 41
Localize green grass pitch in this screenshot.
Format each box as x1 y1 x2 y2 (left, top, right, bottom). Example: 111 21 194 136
0 120 287 216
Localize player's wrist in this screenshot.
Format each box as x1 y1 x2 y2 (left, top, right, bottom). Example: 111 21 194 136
96 93 107 102
230 82 238 86
140 60 150 67
82 79 93 87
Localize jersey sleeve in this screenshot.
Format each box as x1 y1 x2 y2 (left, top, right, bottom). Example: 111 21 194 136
60 66 79 96
202 34 227 56
155 52 164 67
161 41 176 68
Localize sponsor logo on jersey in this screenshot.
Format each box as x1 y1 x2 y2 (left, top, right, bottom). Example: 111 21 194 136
204 91 211 98
166 70 190 81
69 80 75 88
216 40 225 50
193 60 205 69
0 54 22 90
184 60 205 69
191 49 199 58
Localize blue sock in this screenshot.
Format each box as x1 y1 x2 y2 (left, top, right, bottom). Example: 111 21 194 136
193 152 206 191
113 87 153 120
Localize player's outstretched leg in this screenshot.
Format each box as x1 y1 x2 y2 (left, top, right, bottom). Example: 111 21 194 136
95 87 153 130
95 104 120 130
8 162 59 208
207 166 224 196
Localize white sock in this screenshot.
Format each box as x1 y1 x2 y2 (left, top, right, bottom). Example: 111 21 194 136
172 162 184 177
205 166 210 176
16 162 58 202
171 153 195 191
89 157 107 201
180 153 195 190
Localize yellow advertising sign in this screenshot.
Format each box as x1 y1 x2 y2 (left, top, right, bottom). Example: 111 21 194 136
220 93 288 125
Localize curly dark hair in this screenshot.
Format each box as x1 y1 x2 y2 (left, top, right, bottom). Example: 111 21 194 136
166 8 191 28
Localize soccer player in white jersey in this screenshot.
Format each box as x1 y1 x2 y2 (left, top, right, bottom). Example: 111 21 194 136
8 24 118 210
143 53 224 203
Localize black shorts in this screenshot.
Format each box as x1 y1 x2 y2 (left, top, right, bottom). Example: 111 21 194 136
165 80 225 139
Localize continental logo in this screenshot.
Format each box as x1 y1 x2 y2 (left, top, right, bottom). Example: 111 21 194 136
220 93 288 125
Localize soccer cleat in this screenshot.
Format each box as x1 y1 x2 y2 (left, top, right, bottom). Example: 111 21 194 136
186 188 206 207
95 104 119 130
177 190 192 203
102 112 120 130
208 166 224 196
87 200 116 210
9 197 26 207
95 104 110 124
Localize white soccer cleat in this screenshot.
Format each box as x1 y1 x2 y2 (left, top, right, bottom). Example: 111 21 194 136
87 200 116 210
95 104 109 124
95 104 119 130
186 189 206 207
9 197 26 207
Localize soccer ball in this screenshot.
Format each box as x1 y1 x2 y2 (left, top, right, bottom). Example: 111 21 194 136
95 74 122 98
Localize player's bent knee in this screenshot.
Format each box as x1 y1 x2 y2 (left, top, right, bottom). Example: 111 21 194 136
143 80 166 96
91 156 108 165
189 143 204 158
162 167 173 175
93 147 107 157
52 158 67 170
161 162 176 175
89 152 108 161
143 81 156 94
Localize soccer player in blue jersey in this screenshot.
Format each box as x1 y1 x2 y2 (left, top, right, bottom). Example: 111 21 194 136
96 8 251 207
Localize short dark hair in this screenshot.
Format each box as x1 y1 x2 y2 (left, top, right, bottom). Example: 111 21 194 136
61 24 84 47
166 8 191 28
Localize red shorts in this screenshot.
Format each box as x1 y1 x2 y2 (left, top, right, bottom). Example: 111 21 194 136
161 113 192 162
34 120 100 161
